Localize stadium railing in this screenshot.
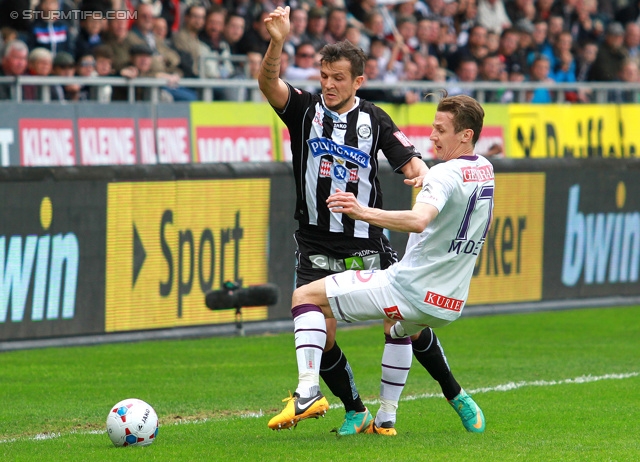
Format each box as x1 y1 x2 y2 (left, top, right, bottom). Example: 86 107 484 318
2 75 640 104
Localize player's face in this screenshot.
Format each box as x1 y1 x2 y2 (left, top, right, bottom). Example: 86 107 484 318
430 111 473 160
320 58 364 114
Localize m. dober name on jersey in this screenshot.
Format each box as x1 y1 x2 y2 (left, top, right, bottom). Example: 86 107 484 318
461 165 495 182
307 137 370 168
424 291 463 312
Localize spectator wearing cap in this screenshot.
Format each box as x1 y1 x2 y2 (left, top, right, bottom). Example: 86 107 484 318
477 0 512 35
91 44 114 102
117 43 197 102
588 22 628 81
50 51 80 102
0 40 28 100
172 5 206 77
301 6 328 51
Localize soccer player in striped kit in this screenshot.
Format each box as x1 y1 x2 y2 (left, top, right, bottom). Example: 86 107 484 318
260 6 485 435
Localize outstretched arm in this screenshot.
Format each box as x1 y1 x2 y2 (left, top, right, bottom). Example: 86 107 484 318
258 6 291 110
327 189 438 233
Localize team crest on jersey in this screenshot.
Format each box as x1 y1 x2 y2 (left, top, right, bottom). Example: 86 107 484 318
357 124 372 139
319 159 359 183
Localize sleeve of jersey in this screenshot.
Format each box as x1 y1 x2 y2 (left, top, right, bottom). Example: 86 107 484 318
415 164 457 212
275 82 313 126
373 107 421 171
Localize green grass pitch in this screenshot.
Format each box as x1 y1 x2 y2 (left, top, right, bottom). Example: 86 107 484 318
1 305 638 461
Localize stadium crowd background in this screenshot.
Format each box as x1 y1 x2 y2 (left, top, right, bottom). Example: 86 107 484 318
1 0 640 103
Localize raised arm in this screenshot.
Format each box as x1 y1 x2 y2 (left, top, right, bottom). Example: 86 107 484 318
258 6 291 110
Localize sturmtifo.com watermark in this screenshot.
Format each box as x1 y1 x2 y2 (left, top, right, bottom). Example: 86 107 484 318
10 10 137 21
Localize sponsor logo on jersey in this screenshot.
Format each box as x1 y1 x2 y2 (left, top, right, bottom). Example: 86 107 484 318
393 130 413 147
424 291 464 311
383 306 404 320
307 137 370 168
334 122 347 130
461 165 495 182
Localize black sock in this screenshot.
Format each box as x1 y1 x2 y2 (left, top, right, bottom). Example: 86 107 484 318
320 342 366 413
412 328 462 400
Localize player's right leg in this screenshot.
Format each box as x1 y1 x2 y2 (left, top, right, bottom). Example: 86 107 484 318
268 298 330 430
320 318 372 435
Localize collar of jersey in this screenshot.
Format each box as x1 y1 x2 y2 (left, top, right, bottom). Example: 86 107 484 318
320 96 361 120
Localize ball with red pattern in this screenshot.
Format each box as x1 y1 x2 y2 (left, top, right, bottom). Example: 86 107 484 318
106 398 159 447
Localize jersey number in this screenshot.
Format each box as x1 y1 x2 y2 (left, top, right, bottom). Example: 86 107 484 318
456 185 494 241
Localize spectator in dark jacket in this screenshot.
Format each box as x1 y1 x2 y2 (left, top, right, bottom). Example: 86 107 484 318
588 22 628 82
27 0 76 57
0 40 28 100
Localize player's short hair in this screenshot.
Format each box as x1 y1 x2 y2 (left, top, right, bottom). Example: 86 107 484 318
437 92 485 145
319 40 366 79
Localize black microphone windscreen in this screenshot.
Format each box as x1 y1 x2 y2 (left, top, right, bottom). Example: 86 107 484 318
205 283 280 310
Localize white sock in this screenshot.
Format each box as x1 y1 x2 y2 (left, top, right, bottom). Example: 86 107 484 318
377 339 412 424
293 310 326 398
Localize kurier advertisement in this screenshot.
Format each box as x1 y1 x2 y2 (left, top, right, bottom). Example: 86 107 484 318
467 173 546 305
105 179 271 332
0 182 106 340
543 170 640 299
508 104 640 158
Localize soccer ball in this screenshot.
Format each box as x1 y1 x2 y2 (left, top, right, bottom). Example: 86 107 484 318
106 398 159 447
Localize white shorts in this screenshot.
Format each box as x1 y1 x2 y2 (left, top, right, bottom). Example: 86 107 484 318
325 269 453 337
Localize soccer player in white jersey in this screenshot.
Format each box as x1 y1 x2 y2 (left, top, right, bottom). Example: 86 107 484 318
268 92 493 434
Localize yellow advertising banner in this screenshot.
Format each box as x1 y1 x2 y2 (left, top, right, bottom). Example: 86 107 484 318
106 180 270 332
467 173 545 304
508 104 633 158
190 102 277 162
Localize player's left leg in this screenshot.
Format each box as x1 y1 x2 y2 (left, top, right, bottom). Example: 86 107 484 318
410 328 485 433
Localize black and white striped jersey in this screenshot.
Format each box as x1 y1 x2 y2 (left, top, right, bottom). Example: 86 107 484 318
276 83 421 239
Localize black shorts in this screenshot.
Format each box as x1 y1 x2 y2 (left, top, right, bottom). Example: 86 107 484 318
294 228 399 287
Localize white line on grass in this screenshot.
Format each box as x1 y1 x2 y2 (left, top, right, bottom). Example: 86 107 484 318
1 372 637 444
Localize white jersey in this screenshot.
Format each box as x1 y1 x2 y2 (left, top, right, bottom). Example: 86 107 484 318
386 155 495 323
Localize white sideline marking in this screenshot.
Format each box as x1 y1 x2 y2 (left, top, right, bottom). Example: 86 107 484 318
332 372 640 409
1 372 637 444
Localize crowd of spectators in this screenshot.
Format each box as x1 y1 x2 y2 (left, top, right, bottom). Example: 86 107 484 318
1 0 640 103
